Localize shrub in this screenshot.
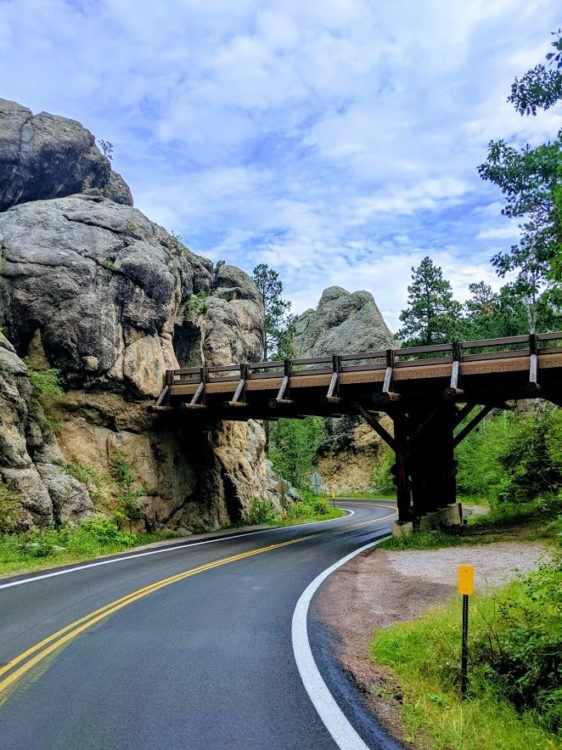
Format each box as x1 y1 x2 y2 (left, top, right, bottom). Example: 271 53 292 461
188 290 209 316
246 498 277 525
27 367 64 398
311 497 329 515
471 553 562 733
82 517 136 547
64 462 104 503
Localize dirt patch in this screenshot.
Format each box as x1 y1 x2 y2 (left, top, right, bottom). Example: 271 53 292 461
315 541 549 747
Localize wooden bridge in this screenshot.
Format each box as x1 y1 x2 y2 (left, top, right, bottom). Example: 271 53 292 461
152 332 562 525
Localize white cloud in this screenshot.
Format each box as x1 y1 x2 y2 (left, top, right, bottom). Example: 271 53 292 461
0 0 559 331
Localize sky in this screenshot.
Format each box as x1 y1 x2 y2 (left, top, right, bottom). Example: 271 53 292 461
0 0 561 330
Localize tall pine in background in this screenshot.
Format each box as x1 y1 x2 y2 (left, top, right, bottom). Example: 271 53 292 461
252 264 293 360
397 256 462 345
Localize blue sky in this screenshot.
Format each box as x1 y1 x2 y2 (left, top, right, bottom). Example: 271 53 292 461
1 0 561 329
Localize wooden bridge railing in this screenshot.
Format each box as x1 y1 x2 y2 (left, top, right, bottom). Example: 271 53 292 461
161 331 562 389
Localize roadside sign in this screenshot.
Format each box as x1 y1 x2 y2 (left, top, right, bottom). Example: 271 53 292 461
458 564 475 699
458 565 474 595
310 472 323 494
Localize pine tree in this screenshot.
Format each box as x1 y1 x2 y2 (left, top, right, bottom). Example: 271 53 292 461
397 257 462 345
252 264 293 361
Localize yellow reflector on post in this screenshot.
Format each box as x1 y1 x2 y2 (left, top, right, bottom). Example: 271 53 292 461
458 565 474 596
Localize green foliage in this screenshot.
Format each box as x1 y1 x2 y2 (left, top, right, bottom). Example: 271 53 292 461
246 498 277 525
0 478 21 534
109 450 145 530
456 404 562 505
64 462 104 503
81 517 136 546
282 490 342 524
0 519 170 577
471 554 562 733
508 30 562 116
188 290 209 316
397 256 463 345
478 30 562 323
371 568 560 749
27 367 63 398
252 263 293 360
371 447 394 494
101 259 117 272
269 416 324 489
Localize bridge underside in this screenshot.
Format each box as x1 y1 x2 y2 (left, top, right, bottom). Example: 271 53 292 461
152 334 562 525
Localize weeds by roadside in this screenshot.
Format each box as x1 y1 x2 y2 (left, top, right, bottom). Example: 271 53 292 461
370 554 562 750
245 491 345 527
379 497 561 551
0 518 178 577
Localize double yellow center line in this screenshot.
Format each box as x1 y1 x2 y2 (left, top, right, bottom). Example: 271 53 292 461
0 510 395 700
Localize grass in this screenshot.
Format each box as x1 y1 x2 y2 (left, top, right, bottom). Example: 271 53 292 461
245 494 346 527
271 503 345 526
0 519 179 578
379 499 561 551
371 579 560 750
0 494 347 578
333 491 395 501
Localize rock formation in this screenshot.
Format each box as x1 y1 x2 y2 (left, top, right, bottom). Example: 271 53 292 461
293 286 396 494
0 98 291 532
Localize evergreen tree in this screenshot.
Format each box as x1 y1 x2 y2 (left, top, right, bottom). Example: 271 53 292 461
252 264 293 360
397 257 462 345
268 417 324 489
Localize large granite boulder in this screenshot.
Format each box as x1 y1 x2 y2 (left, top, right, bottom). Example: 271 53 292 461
0 99 288 532
293 286 396 494
0 98 132 211
293 286 394 356
0 194 213 397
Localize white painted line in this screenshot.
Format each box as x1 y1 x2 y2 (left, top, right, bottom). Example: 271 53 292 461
0 507 361 590
292 534 390 750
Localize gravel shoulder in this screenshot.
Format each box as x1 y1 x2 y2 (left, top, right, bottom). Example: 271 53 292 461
315 540 550 747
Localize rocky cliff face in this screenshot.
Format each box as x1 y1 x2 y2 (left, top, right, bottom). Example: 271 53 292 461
0 98 290 532
293 286 396 494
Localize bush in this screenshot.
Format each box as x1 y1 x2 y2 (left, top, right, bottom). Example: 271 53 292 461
82 517 136 547
188 290 209 316
246 498 277 525
457 404 562 505
27 368 64 398
472 553 562 733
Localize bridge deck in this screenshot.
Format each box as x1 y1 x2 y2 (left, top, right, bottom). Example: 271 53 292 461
155 332 562 419
153 332 562 524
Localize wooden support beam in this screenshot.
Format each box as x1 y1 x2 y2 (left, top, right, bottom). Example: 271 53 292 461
154 385 169 407
326 355 341 399
353 402 396 450
230 363 249 405
453 405 493 446
454 402 476 427
190 366 207 405
181 402 208 412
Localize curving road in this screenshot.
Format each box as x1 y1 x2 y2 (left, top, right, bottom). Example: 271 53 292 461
0 500 396 750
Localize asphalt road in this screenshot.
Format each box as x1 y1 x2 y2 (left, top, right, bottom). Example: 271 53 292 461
0 500 396 750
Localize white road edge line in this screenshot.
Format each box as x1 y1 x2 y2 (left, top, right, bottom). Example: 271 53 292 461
292 535 389 750
0 507 369 590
